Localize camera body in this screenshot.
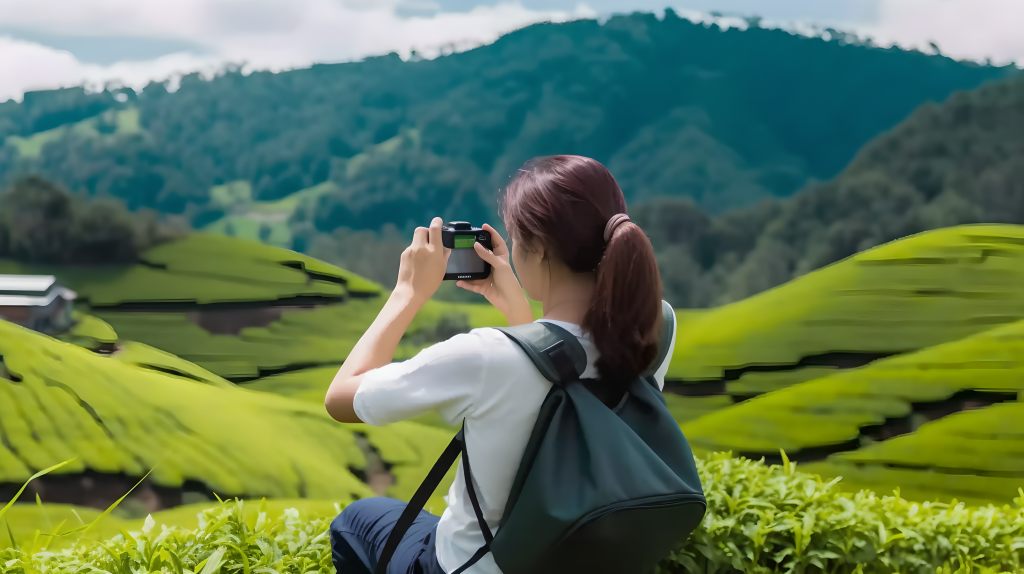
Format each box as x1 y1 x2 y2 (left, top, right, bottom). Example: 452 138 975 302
441 221 492 281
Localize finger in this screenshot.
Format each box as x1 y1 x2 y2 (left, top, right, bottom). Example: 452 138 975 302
412 226 428 247
456 280 485 294
481 223 508 255
428 217 443 249
474 240 500 263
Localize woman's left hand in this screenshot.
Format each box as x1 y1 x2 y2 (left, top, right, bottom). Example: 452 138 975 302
395 217 451 304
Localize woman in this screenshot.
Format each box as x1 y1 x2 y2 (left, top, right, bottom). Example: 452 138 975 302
324 155 675 574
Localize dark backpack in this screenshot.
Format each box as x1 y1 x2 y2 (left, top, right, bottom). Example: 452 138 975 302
375 300 707 574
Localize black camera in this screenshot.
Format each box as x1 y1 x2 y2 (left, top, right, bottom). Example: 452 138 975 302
441 221 492 281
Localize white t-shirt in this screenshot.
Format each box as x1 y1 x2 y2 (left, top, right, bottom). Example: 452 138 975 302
353 316 677 574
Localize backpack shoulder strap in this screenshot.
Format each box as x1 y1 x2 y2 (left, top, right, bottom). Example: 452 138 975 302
375 425 465 574
494 321 586 384
641 300 676 380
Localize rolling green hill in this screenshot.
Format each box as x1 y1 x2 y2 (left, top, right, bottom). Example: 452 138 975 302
0 319 371 502
658 223 1024 431
0 316 462 521
666 223 1024 380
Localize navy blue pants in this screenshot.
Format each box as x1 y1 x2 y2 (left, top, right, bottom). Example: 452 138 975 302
330 497 447 574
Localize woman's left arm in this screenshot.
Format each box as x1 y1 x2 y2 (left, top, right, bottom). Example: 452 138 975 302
325 217 450 423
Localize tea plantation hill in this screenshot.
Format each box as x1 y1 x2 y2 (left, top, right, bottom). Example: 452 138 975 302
0 317 464 524
682 311 1024 507
0 232 519 381
662 224 1024 422
0 318 366 503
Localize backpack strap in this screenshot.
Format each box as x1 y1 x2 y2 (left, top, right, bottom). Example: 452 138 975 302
640 300 676 383
493 321 587 385
375 426 465 574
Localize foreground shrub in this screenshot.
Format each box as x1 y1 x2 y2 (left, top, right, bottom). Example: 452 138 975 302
4 452 1024 574
661 452 1024 574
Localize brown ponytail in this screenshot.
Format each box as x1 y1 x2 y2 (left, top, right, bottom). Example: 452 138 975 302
499 155 663 394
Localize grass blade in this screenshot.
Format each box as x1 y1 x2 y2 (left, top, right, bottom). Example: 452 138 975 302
0 458 77 522
79 466 158 538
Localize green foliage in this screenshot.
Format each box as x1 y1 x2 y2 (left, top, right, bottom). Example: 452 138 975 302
659 453 1024 574
6 455 1024 574
2 108 141 160
0 503 122 551
0 176 183 265
0 499 336 574
0 87 126 138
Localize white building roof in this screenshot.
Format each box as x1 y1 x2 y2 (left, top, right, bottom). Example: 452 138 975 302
0 275 76 307
0 274 57 294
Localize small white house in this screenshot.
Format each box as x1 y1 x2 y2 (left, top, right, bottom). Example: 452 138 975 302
0 275 77 335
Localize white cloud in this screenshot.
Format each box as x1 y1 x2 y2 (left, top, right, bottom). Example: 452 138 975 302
0 0 597 102
0 37 226 101
853 0 1024 65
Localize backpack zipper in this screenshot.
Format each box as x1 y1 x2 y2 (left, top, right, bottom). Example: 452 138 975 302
555 493 707 544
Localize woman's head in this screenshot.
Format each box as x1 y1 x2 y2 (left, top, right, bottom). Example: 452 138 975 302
499 155 664 390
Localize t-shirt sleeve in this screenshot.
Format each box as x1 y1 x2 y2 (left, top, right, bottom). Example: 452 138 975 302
352 330 487 427
650 315 677 392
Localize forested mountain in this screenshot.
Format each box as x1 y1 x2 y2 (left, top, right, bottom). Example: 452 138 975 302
635 72 1024 307
0 10 1013 235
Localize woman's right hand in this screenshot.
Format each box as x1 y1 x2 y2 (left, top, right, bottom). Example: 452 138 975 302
457 223 535 326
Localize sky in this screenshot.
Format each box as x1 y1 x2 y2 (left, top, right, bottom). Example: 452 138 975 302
1 0 1022 104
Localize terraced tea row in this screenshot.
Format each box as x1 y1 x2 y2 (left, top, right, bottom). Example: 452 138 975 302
682 314 1024 506
85 296 517 380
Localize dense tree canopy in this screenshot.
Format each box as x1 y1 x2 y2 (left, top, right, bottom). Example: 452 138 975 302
0 176 184 265
0 11 1013 233
631 72 1024 307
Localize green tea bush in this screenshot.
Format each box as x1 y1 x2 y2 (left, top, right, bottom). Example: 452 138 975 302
5 453 1024 574
0 500 336 574
662 452 1024 573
